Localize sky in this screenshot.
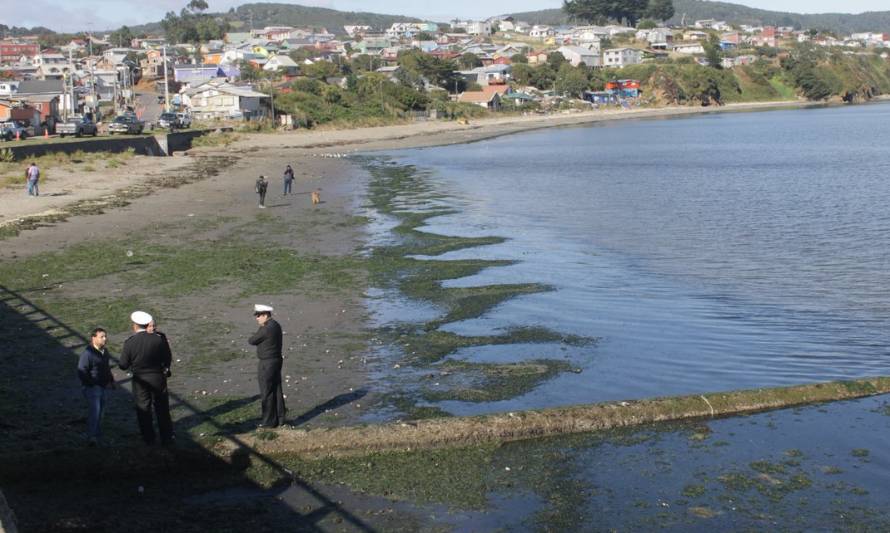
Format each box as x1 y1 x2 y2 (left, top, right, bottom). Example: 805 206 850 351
4 0 890 34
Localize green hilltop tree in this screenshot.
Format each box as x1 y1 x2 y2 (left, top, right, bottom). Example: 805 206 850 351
645 0 674 22
563 0 650 26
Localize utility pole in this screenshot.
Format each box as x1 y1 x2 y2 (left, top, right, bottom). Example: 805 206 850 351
88 32 97 119
163 44 170 113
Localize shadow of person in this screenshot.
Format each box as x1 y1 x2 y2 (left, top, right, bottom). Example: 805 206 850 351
173 394 263 434
292 388 369 427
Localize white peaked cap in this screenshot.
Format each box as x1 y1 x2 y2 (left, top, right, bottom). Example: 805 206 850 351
130 311 153 326
254 304 274 313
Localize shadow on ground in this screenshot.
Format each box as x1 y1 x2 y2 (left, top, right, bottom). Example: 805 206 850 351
0 285 379 532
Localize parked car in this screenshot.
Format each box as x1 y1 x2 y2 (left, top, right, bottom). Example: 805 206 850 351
108 115 145 135
0 121 31 139
0 122 15 141
157 112 179 129
57 116 98 137
175 112 192 129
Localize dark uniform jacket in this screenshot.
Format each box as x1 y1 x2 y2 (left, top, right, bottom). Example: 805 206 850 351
77 344 114 387
255 178 268 194
119 331 172 374
249 319 283 360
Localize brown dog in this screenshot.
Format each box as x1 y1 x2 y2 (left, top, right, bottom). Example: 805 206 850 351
311 190 321 205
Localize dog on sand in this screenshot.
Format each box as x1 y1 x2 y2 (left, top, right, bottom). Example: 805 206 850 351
311 190 321 205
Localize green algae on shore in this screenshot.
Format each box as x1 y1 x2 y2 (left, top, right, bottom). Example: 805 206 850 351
359 156 597 414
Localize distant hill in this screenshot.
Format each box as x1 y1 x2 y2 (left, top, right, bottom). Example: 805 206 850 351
121 2 423 37
505 0 890 35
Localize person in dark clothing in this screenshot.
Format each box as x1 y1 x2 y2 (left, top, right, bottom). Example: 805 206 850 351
118 311 174 445
255 175 268 208
147 319 173 378
283 165 294 196
77 327 116 445
248 304 286 427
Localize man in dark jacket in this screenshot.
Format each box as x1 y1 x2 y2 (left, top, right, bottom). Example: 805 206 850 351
77 327 116 445
255 175 268 208
118 311 174 445
248 304 286 427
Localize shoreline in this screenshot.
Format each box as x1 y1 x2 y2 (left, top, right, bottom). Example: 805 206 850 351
1 97 883 232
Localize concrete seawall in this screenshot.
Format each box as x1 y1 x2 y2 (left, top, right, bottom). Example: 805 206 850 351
1 130 210 159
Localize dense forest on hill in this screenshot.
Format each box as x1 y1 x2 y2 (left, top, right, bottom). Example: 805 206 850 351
506 0 890 34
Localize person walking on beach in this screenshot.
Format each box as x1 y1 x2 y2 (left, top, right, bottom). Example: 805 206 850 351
25 162 39 196
248 304 286 428
255 175 268 208
77 327 116 446
118 311 175 445
283 164 294 196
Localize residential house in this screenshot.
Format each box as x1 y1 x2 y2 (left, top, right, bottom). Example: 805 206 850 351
252 27 296 41
683 31 709 41
694 20 729 31
605 25 637 37
0 99 41 128
637 28 673 49
558 46 602 67
0 81 20 96
465 21 493 36
530 25 555 39
15 79 70 117
722 55 756 68
32 53 73 79
412 40 440 53
225 32 252 45
0 41 40 65
574 26 608 44
354 36 392 55
60 39 88 55
375 65 402 81
673 42 705 55
183 79 270 120
513 22 531 34
344 26 372 38
527 50 549 65
458 85 509 109
495 44 527 59
475 64 512 86
13 93 59 129
140 49 170 80
263 54 299 75
603 48 643 67
174 64 227 83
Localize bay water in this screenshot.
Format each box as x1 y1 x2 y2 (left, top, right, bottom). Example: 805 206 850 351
374 103 890 415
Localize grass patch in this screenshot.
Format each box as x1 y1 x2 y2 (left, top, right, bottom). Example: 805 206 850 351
275 444 499 508
191 132 241 147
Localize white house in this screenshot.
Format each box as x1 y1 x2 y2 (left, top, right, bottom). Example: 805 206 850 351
603 48 643 68
464 21 493 36
558 46 602 67
637 28 673 49
183 80 269 120
263 54 299 73
673 42 705 55
530 25 555 39
0 81 20 96
574 26 609 44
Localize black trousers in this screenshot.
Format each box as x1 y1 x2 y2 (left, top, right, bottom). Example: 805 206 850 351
131 373 174 444
258 358 286 427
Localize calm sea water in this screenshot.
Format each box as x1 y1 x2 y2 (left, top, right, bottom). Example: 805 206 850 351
372 103 890 415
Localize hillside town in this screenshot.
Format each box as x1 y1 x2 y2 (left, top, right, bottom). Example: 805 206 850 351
2 10 890 135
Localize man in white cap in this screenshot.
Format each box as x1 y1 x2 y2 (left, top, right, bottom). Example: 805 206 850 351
248 304 286 427
118 310 175 445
